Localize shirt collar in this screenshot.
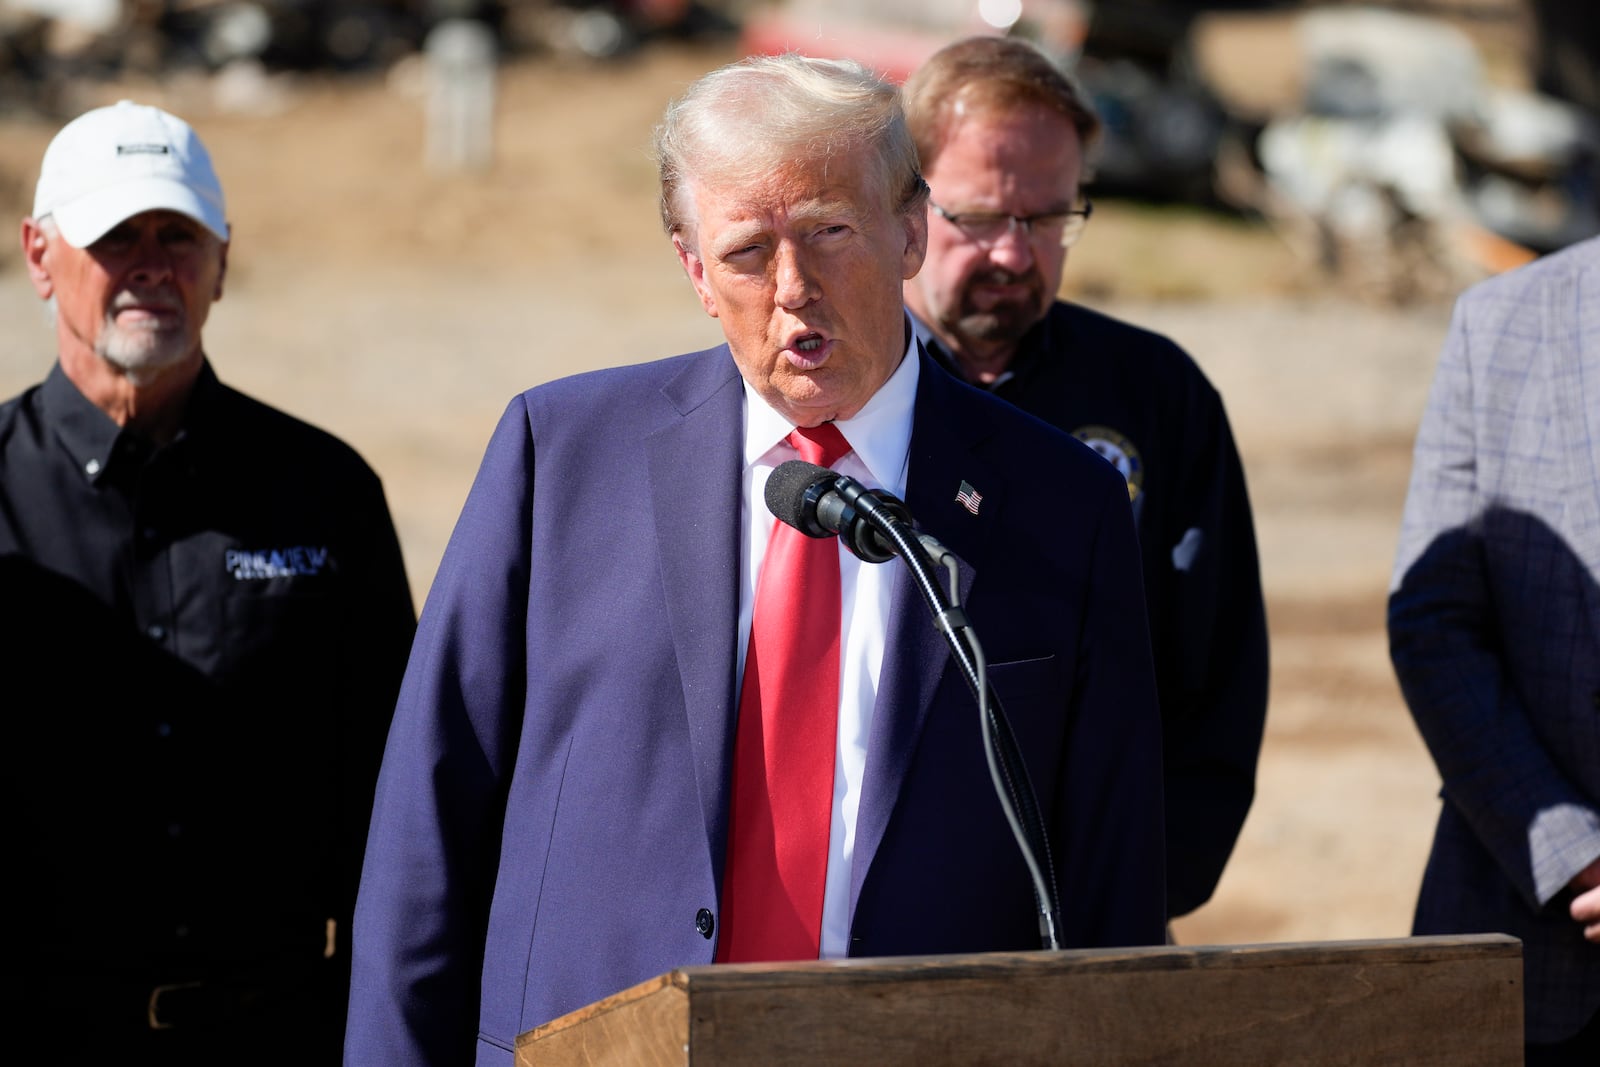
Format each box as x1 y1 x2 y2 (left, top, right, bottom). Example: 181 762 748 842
40 359 218 485
742 325 918 497
41 362 124 484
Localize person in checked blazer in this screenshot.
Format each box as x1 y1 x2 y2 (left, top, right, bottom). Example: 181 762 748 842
1390 234 1600 1065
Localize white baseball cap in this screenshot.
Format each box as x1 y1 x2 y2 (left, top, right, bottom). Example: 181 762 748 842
33 99 229 248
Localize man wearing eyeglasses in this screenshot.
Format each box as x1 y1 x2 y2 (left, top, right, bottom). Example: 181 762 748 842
903 35 1268 924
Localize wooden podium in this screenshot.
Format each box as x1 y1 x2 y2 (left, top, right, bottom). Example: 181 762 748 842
517 935 1521 1065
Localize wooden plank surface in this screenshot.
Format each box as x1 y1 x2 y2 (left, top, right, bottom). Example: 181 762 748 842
523 972 689 1066
518 935 1521 1066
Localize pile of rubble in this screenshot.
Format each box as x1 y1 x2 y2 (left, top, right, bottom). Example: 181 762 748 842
0 0 731 116
1194 4 1599 301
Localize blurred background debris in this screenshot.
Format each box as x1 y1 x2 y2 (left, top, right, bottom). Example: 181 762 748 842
0 0 739 115
1 1 1594 443
1200 3 1598 302
4 0 1593 303
735 0 1600 303
422 16 495 170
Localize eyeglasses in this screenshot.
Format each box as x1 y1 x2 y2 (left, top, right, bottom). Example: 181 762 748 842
929 199 1094 249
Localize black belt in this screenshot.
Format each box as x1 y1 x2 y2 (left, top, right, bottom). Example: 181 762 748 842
60 958 334 1033
146 976 283 1030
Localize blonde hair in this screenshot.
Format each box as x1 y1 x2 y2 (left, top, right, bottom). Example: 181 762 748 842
654 52 926 242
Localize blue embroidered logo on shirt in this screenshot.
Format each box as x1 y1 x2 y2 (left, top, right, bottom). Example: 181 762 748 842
225 546 331 580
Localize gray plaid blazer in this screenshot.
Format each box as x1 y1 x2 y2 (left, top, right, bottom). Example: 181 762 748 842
1390 235 1600 1043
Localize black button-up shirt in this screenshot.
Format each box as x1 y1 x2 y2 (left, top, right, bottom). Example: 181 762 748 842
1 361 416 999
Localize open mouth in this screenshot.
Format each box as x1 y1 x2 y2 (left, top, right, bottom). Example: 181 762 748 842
785 330 833 368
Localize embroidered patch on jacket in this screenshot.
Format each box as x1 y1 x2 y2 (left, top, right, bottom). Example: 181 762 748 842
225 546 332 580
1072 425 1144 502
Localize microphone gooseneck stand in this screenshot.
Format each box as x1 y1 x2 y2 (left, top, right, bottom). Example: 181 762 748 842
835 482 1064 951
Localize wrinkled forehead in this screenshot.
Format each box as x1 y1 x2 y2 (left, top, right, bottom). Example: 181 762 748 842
680 153 883 247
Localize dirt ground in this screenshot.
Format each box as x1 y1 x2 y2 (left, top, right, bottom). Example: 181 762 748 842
0 40 1467 948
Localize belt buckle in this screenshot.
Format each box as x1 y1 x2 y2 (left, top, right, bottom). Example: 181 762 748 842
148 981 202 1030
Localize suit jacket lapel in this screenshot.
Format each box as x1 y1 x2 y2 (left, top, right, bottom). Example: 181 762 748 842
850 351 1000 912
647 346 746 874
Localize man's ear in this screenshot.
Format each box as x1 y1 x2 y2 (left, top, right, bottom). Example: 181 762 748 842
215 232 229 301
673 233 718 318
21 218 54 300
900 203 929 282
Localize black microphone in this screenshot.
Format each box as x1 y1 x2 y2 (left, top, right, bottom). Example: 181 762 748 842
764 460 913 564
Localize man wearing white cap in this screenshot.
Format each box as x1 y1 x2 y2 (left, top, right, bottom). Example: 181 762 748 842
0 101 417 1064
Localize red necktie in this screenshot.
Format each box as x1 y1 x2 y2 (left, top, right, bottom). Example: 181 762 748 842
717 422 852 962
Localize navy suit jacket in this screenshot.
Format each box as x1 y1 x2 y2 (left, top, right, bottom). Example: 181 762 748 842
1390 236 1600 1043
347 345 1166 1066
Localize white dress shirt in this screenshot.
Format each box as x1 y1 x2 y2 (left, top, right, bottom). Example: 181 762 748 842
736 334 918 958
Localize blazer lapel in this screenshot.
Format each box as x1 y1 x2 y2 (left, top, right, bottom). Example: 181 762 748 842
850 351 1000 911
646 346 747 873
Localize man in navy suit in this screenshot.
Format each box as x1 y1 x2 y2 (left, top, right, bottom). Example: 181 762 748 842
1391 235 1600 1064
346 52 1166 1066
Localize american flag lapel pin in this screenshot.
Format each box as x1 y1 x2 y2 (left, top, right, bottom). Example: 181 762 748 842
955 480 983 515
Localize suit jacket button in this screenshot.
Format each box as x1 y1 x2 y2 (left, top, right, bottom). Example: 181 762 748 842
695 908 714 939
